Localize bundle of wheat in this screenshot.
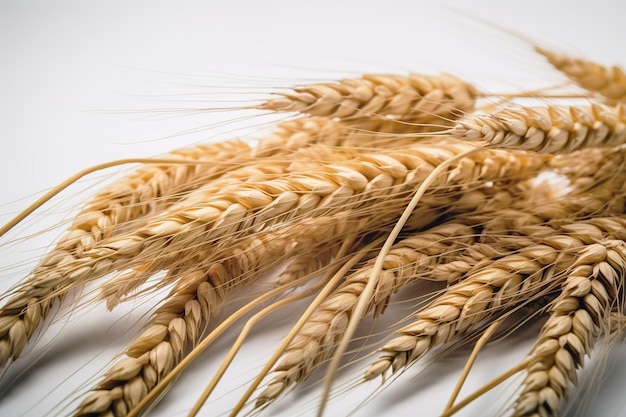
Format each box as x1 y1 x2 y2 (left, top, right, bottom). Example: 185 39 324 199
1 22 625 417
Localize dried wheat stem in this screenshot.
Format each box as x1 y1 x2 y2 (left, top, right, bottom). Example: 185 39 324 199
453 103 626 154
513 240 626 417
536 47 626 105
444 316 506 412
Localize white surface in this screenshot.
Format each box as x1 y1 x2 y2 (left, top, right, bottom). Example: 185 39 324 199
1 1 625 416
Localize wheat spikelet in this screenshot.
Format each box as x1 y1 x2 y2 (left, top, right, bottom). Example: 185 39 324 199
275 243 337 287
536 47 626 105
453 103 626 154
259 73 477 125
513 240 626 416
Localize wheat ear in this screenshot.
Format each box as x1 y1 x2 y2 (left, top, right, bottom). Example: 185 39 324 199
71 142 546 280
514 241 625 416
259 73 477 124
74 231 286 417
453 103 626 154
536 46 626 105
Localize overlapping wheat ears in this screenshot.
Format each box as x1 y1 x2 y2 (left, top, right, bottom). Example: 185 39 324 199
1 46 625 417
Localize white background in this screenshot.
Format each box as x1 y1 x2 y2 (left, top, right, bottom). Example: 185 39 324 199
1 1 625 416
